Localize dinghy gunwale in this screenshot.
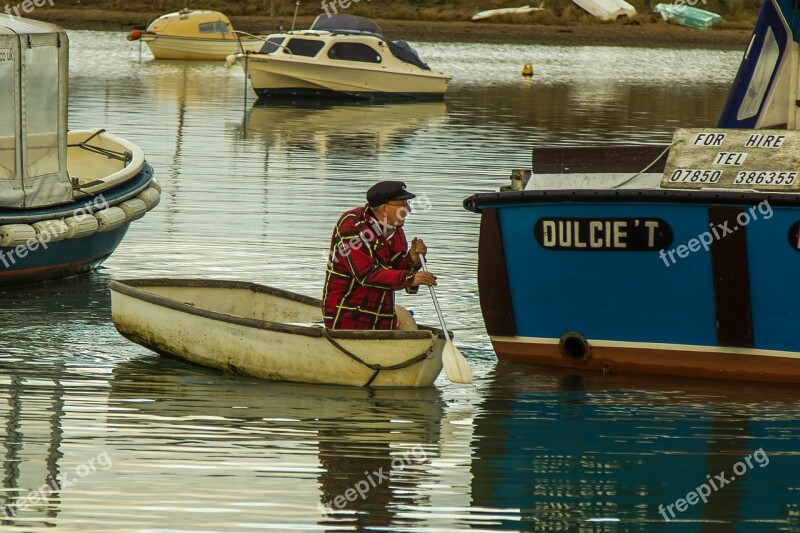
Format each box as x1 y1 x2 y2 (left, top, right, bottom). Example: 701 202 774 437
109 278 443 341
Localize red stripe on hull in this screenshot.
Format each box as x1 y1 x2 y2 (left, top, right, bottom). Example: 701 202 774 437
0 256 108 286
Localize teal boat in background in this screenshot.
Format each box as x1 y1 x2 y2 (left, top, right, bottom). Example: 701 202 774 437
653 3 722 29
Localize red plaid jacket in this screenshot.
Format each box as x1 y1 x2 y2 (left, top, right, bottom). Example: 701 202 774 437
323 206 420 330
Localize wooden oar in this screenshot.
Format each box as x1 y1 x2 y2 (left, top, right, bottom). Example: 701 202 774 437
419 256 473 384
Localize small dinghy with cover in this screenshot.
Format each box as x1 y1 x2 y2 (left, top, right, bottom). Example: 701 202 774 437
0 15 160 286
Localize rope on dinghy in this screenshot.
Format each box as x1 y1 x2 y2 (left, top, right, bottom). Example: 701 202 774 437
321 329 432 387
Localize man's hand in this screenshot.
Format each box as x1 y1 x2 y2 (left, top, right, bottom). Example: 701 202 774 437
411 271 437 287
409 238 427 266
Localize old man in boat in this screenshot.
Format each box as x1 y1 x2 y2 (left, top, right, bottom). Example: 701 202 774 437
323 181 437 330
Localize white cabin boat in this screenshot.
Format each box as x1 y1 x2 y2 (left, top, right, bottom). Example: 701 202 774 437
110 279 446 387
234 14 450 99
128 9 265 60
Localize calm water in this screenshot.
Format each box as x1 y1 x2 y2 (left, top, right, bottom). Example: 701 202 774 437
1 30 798 531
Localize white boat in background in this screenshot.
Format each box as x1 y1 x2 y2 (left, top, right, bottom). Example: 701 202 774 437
110 279 446 388
471 3 545 21
127 9 266 60
233 14 450 99
572 0 636 20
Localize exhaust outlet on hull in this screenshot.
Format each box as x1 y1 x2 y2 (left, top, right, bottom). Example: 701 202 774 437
559 331 590 361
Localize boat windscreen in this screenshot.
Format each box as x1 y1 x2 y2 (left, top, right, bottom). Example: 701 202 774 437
309 14 384 37
387 40 430 71
259 36 285 54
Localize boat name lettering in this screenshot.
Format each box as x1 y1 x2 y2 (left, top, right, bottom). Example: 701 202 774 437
693 132 726 146
534 218 673 251
669 169 722 183
713 152 747 166
0 50 13 62
745 133 785 148
733 171 797 186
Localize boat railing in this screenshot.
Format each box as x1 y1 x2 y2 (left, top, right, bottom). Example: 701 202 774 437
232 31 296 57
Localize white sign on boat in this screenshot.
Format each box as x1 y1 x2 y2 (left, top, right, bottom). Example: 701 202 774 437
661 128 800 191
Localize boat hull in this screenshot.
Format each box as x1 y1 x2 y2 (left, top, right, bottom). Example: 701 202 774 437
110 279 445 388
0 224 129 286
0 162 156 287
143 35 263 60
465 187 800 383
247 56 449 99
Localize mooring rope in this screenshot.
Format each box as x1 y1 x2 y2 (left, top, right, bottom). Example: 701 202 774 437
611 140 680 190
322 329 432 387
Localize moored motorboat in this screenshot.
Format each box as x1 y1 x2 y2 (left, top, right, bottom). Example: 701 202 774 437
462 0 800 383
128 9 266 60
110 279 446 387
0 16 159 286
232 14 450 99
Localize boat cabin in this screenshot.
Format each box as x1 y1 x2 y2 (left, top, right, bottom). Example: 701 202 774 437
0 15 70 209
146 9 237 39
257 14 431 71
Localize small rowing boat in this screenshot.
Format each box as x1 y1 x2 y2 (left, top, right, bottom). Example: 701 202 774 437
110 279 446 387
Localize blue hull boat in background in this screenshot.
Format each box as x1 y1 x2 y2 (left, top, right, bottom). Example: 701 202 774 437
0 16 160 287
464 0 800 383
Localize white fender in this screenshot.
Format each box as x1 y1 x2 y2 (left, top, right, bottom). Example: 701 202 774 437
119 198 148 222
65 214 99 239
0 224 36 247
32 219 69 243
95 207 127 232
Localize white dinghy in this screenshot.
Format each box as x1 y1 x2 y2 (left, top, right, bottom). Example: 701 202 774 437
110 279 446 388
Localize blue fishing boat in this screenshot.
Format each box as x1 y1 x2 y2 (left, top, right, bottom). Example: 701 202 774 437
0 16 160 286
463 0 800 382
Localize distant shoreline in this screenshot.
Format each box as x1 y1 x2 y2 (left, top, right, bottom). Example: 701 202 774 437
27 8 752 50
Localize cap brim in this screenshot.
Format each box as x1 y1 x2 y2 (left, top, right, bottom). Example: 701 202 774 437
394 191 416 201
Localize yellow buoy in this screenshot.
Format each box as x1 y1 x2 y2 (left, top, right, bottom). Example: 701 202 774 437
522 63 533 77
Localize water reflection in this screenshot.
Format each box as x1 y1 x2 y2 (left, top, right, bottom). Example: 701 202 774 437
108 357 444 528
471 364 800 529
240 101 447 158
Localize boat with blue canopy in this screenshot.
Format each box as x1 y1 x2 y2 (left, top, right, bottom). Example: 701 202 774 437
0 15 160 286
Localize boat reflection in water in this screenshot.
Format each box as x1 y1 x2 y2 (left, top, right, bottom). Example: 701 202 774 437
240 100 447 157
471 363 800 528
108 358 444 529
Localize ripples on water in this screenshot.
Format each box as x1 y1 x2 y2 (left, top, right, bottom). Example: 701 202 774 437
1 30 799 531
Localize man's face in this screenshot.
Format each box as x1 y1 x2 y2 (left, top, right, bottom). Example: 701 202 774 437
383 200 412 227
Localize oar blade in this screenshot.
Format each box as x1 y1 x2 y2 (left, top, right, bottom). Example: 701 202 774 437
442 339 473 384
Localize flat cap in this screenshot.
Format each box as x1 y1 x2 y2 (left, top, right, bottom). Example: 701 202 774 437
366 181 416 208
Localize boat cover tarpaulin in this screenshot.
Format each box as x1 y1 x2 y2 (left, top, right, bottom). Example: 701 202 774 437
387 40 430 71
0 15 71 209
310 14 383 37
653 4 721 29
